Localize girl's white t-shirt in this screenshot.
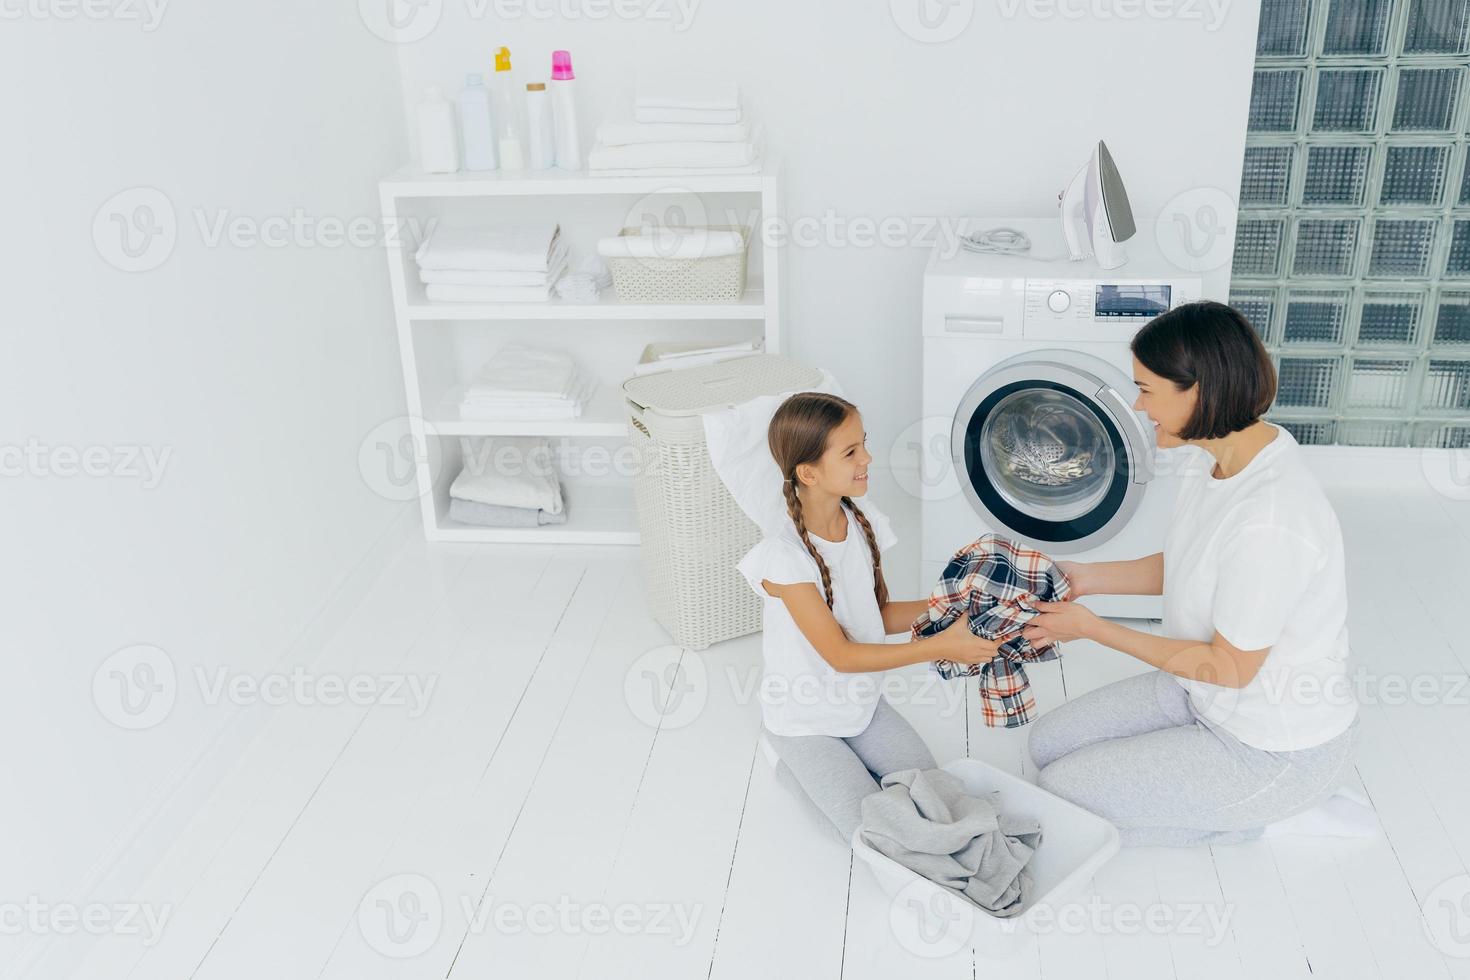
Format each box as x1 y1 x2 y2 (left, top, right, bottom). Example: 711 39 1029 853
1163 424 1358 751
736 499 897 737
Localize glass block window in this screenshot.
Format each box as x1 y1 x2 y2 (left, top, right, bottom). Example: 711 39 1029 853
1233 0 1470 446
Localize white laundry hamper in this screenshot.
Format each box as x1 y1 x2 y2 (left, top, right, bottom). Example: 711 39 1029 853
622 354 825 650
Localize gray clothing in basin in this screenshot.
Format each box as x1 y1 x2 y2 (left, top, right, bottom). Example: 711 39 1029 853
859 767 1042 918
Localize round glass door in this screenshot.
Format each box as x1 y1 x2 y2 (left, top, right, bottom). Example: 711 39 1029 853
979 387 1117 523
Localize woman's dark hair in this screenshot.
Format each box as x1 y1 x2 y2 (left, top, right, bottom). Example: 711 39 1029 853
1129 300 1276 440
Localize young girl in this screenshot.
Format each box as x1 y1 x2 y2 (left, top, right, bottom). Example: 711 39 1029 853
737 391 997 841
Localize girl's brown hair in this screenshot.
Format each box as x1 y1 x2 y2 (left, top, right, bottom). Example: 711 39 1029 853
767 392 889 612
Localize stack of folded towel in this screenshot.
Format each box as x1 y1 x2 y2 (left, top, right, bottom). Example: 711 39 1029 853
589 76 761 175
554 255 613 303
458 343 595 421
449 436 567 528
415 222 568 303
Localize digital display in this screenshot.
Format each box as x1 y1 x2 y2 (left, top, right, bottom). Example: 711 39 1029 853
1095 284 1171 318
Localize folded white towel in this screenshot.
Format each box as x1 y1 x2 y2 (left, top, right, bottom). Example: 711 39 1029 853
596 227 745 261
451 436 563 514
587 156 763 179
659 339 760 360
596 120 751 146
418 239 568 286
468 344 581 400
415 222 562 273
554 255 612 303
425 282 553 304
589 139 755 172
460 374 595 421
634 106 743 125
635 76 739 111
631 340 762 375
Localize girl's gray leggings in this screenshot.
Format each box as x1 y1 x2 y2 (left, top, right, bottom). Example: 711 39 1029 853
764 696 937 840
1029 669 1361 847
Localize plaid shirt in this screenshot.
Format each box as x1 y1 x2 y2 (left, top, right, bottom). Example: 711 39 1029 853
910 534 1072 728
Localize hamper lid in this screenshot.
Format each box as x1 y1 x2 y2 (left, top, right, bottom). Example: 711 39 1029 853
622 353 824 416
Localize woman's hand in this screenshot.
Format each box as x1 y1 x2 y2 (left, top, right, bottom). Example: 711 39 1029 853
1057 560 1092 598
931 615 1000 665
1022 599 1101 647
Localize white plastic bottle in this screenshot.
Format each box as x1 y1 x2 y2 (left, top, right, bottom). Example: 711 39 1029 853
489 46 526 171
525 83 556 170
549 50 581 171
457 74 498 171
417 85 459 174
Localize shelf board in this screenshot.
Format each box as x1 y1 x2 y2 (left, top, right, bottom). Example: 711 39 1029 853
432 479 639 545
381 164 766 198
427 381 630 437
402 286 765 321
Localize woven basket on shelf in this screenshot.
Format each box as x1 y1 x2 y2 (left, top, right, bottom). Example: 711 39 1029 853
622 354 825 650
606 225 748 304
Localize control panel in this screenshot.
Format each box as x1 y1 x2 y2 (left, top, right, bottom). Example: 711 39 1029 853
1021 276 1203 340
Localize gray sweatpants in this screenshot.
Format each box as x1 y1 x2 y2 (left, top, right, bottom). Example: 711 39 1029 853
765 697 937 840
1029 669 1360 847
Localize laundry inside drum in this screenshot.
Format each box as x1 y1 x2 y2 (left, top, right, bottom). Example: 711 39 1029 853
979 388 1116 522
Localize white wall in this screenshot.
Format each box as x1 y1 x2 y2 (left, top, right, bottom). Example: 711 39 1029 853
389 0 1262 467
0 3 409 974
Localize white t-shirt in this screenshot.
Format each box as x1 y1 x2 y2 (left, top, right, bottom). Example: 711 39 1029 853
1163 424 1358 751
736 499 898 737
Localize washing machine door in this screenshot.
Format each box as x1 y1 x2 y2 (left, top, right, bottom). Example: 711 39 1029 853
950 351 1156 554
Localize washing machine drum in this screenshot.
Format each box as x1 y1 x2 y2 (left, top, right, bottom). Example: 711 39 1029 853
952 352 1156 554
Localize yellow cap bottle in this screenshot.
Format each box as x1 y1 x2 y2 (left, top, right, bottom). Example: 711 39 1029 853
494 46 511 72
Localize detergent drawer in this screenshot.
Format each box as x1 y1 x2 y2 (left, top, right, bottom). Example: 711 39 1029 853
921 273 1025 339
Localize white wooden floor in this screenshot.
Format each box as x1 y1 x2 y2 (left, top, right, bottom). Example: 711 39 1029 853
72 475 1470 980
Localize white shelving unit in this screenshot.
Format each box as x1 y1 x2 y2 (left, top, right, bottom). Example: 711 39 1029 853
378 163 782 545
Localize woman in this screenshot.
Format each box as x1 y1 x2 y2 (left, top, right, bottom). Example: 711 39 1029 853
1021 300 1360 847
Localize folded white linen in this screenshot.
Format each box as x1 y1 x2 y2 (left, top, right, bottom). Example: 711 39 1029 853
658 339 759 360
414 222 562 272
425 282 553 303
452 436 563 514
420 255 568 288
596 227 745 261
467 344 580 400
595 120 751 146
631 343 763 375
554 256 613 302
633 106 742 125
589 139 755 172
634 76 739 111
461 372 595 415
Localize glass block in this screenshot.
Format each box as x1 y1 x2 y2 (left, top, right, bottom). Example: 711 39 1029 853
1240 145 1294 206
1368 219 1437 277
1421 358 1470 410
1277 356 1342 409
1459 151 1470 205
1234 219 1286 276
1380 145 1449 205
1356 291 1425 346
1250 70 1304 132
1447 220 1470 276
1412 421 1470 448
1258 0 1311 56
1323 0 1392 54
1302 144 1370 205
1312 69 1382 131
1404 0 1470 53
1392 68 1462 131
1275 418 1337 444
1230 288 1277 342
1434 292 1470 343
1292 218 1359 276
1337 420 1408 446
1283 290 1349 344
1345 357 1414 408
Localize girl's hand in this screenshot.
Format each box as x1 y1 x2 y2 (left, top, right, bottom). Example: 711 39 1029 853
1022 599 1100 647
1057 560 1091 598
932 615 1000 665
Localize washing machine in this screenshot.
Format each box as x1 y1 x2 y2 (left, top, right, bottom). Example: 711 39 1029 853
920 218 1203 619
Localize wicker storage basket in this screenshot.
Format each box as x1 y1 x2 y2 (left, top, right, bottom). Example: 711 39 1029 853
605 225 748 304
622 354 825 650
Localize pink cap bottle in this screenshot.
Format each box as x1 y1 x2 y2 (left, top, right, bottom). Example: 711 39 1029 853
549 51 580 169
551 50 574 80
